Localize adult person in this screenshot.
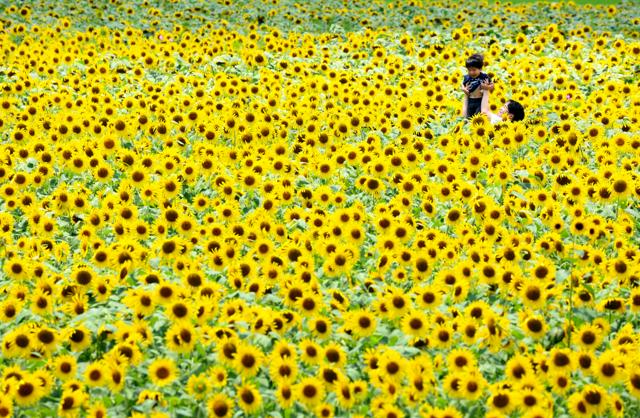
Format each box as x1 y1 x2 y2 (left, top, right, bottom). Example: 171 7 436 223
478 80 525 124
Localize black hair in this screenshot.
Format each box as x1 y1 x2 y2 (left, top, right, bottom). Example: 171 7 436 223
506 100 525 121
465 53 484 69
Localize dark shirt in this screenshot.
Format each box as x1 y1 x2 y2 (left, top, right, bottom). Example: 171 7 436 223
463 72 491 94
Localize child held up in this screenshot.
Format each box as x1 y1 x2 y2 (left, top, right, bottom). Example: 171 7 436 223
461 53 493 118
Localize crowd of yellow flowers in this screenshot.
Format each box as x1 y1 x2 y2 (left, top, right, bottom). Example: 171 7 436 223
0 0 639 417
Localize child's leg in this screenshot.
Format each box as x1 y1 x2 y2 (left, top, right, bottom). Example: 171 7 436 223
466 98 482 118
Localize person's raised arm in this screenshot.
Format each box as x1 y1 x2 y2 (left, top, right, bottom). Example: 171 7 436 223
480 81 504 124
480 88 490 115
461 84 470 117
480 79 496 116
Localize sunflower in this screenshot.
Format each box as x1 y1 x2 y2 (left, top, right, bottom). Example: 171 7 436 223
334 379 356 409
165 323 197 354
181 374 207 401
377 350 406 383
296 376 325 409
443 371 465 399
447 348 477 372
153 281 177 306
549 372 572 395
71 265 95 287
58 390 87 417
414 285 442 310
208 393 233 418
520 280 546 310
622 368 640 400
236 382 262 414
28 289 52 316
104 363 126 393
487 387 519 414
516 310 545 339
14 374 44 406
3 258 29 281
207 366 227 389
505 354 534 381
384 287 411 319
405 370 430 403
314 403 334 418
275 382 295 409
110 342 143 366
545 347 573 373
271 340 298 362
609 393 625 418
298 339 322 366
400 310 430 339
233 344 263 378
567 392 591 418
297 292 323 317
217 337 239 365
575 323 603 351
123 289 156 317
136 389 165 407
431 323 455 349
594 350 623 386
318 365 343 388
84 362 106 387
345 309 377 338
269 356 298 384
148 358 177 387
87 403 109 418
6 327 31 358
52 355 78 381
34 326 58 355
309 317 332 339
322 342 346 368
68 325 92 352
459 371 486 401
0 397 12 418
579 384 608 416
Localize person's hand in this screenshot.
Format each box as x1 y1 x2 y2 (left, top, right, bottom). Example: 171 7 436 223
480 80 494 92
461 85 470 95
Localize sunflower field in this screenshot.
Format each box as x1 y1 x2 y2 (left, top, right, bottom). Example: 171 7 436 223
0 0 639 417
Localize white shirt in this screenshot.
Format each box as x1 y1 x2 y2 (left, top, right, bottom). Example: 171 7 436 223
488 112 502 125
